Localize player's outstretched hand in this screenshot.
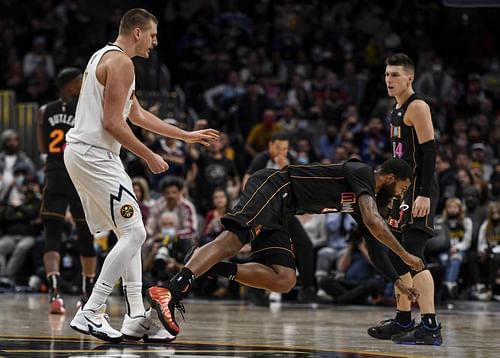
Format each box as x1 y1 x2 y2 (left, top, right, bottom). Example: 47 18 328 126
402 252 425 272
146 152 169 174
185 128 220 146
395 279 420 301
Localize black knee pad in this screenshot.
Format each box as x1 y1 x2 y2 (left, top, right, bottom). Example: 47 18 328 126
76 222 96 257
43 219 65 253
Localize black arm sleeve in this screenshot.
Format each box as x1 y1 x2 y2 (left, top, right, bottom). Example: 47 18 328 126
418 139 436 197
359 223 400 282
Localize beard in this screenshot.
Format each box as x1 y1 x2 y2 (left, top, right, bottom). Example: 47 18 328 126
376 182 397 209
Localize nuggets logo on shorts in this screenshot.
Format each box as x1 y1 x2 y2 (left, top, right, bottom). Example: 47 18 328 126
120 204 134 218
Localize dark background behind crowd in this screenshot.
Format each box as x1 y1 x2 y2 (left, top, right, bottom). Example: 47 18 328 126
1 0 500 304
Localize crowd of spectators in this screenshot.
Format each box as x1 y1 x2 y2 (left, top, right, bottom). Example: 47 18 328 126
1 0 500 304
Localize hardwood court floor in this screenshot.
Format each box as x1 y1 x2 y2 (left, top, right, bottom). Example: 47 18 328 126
0 293 499 357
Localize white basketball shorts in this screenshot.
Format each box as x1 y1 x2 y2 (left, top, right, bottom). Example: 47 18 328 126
64 142 143 235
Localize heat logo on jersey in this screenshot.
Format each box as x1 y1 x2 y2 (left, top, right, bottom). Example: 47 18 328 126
388 201 409 228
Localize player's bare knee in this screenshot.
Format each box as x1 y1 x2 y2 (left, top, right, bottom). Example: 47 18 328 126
273 268 296 293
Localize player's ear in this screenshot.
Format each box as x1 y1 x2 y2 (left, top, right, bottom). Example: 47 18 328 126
386 173 396 184
133 27 141 40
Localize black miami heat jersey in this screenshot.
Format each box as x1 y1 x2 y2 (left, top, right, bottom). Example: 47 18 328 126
389 93 425 175
388 93 437 235
41 99 76 172
287 161 376 216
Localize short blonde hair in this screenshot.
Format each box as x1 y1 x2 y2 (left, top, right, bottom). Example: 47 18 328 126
119 8 157 35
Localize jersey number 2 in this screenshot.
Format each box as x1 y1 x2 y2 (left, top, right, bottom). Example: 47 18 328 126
49 129 64 153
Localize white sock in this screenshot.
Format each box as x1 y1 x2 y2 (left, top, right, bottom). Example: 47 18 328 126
123 252 145 317
123 282 144 317
83 280 113 311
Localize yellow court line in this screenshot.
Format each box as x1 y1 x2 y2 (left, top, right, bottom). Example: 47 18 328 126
0 336 434 358
2 349 308 354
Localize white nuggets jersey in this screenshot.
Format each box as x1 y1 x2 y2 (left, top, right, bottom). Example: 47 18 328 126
66 44 135 154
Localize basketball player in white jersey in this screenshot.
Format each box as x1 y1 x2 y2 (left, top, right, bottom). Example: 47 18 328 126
65 8 219 343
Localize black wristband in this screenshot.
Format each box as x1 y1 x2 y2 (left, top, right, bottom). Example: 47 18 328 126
418 139 436 197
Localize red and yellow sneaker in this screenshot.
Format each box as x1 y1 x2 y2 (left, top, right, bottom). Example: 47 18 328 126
146 286 184 336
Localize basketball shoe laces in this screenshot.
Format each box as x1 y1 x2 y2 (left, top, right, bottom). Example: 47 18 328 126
173 297 186 320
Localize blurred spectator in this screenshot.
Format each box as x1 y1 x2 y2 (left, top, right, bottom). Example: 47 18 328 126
245 109 284 157
318 124 341 163
476 202 500 301
0 174 41 283
201 188 231 246
290 137 319 165
471 143 493 182
315 213 357 284
237 78 274 137
457 168 474 198
490 163 500 202
436 152 459 214
204 70 245 114
22 36 55 79
151 121 188 189
317 231 378 304
0 129 35 200
143 211 192 286
132 176 155 226
297 213 327 249
359 117 388 168
147 176 198 244
438 198 472 299
415 56 456 131
187 134 240 215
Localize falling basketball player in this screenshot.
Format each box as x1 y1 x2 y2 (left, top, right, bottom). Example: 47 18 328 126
147 158 425 336
367 53 442 346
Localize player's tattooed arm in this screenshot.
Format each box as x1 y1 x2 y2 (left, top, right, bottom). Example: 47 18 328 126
358 194 424 272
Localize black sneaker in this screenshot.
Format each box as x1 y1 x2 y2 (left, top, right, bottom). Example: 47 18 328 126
367 319 415 340
391 322 443 346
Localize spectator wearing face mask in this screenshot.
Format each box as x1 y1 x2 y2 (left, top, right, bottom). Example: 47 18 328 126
143 211 192 287
438 198 472 298
475 202 500 301
0 129 35 201
0 172 41 284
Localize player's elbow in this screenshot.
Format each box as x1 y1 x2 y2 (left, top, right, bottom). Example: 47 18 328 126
102 118 115 132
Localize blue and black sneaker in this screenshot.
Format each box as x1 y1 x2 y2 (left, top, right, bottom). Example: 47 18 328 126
392 322 443 346
368 319 415 340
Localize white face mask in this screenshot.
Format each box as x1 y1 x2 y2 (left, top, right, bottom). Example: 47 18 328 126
15 175 25 187
161 227 176 238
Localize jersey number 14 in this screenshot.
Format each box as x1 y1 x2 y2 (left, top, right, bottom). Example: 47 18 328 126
392 142 403 158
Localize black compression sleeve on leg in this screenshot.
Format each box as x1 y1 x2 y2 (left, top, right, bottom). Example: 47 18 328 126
418 139 436 197
43 219 65 253
76 222 96 257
